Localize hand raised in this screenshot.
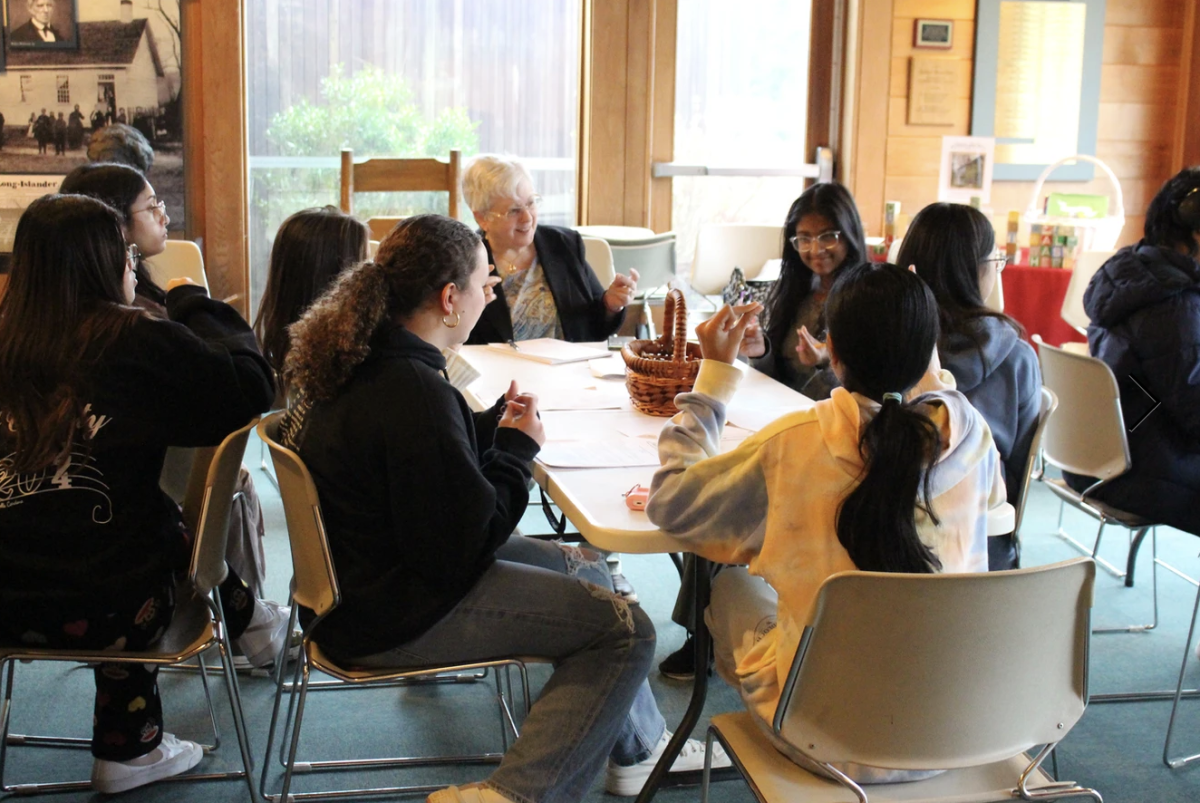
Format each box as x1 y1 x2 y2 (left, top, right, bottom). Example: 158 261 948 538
603 268 640 313
696 302 762 364
794 325 829 368
499 389 545 446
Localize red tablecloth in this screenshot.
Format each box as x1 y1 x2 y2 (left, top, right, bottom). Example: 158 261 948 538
1001 266 1086 346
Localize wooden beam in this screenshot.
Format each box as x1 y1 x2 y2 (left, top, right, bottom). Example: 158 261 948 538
1174 0 1200 169
183 0 249 316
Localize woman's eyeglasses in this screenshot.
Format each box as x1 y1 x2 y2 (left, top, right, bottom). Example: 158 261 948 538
126 243 141 266
981 251 1008 272
133 199 167 221
788 231 841 253
489 195 542 221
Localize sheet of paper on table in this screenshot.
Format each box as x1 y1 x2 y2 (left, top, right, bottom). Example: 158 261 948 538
589 354 626 378
726 404 809 433
485 338 609 365
537 438 662 468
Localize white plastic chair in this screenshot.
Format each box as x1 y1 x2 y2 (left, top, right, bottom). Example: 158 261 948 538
701 559 1101 803
690 224 783 295
143 240 209 292
581 236 615 288
608 232 677 294
1033 336 1156 595
1061 250 1113 337
983 271 1005 312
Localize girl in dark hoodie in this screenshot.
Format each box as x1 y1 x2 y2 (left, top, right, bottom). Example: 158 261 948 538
1065 167 1200 537
898 203 1041 506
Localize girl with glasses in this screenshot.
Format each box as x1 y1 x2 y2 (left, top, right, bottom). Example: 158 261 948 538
61 162 294 663
897 203 1040 518
0 195 276 793
740 181 867 400
60 162 170 315
461 154 639 345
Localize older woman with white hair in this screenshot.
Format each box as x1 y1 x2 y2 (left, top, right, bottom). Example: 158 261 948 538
463 155 639 344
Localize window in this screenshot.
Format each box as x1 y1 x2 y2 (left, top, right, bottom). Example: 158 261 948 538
19 75 31 103
671 0 814 263
246 0 583 314
56 76 69 104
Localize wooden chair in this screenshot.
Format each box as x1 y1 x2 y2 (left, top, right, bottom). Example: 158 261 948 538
701 559 1101 803
339 149 461 219
0 420 262 800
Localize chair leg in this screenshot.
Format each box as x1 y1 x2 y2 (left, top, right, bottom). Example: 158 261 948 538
1163 564 1200 768
1094 528 1159 634
213 596 261 802
259 438 279 492
1017 743 1102 801
1055 513 1128 580
0 660 14 793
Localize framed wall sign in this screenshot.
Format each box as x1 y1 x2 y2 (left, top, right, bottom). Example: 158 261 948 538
914 19 953 49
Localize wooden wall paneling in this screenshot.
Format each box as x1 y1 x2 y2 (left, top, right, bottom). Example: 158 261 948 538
847 0 895 234
1174 0 1200 168
583 1 629 224
807 0 837 161
183 0 249 315
623 0 654 227
649 0 677 233
1105 0 1182 28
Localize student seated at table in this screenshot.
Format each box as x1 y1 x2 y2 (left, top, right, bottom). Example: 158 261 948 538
60 162 171 315
738 181 867 401
897 202 1040 505
0 195 276 793
61 163 294 638
279 214 729 803
658 181 869 679
648 262 1005 782
462 154 638 345
1065 166 1200 539
253 205 369 401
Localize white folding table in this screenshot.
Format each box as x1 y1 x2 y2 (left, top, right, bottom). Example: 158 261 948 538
460 344 1015 801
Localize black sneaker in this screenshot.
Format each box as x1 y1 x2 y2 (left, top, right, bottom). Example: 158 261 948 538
610 572 639 604
658 635 696 680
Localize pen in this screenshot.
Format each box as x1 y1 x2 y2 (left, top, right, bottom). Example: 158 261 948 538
507 339 521 352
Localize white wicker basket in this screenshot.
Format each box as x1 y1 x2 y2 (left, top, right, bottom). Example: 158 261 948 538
1025 154 1125 254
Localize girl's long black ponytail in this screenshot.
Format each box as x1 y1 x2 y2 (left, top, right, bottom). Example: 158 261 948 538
826 263 944 574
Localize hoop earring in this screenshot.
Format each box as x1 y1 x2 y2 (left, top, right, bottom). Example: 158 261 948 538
442 311 461 329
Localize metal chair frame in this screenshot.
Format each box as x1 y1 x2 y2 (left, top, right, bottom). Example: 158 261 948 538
258 413 531 802
0 419 262 800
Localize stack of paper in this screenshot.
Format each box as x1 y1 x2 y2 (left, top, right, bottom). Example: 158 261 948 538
486 338 609 365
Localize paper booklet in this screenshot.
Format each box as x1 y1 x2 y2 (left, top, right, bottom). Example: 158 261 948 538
485 338 609 365
441 347 482 390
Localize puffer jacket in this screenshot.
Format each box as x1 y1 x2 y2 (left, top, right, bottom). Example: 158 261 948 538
1069 243 1200 535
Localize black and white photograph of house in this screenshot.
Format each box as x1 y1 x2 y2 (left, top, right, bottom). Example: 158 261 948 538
0 0 183 229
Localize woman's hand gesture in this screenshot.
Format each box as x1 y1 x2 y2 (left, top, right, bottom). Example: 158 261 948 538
696 302 762 364
738 315 766 358
603 269 640 313
795 325 829 367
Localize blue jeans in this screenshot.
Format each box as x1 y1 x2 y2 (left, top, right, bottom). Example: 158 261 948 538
355 536 666 803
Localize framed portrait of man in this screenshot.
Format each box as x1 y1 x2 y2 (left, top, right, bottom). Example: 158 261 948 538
7 0 79 50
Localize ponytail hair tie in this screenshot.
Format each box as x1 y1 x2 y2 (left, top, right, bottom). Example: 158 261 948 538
881 392 903 404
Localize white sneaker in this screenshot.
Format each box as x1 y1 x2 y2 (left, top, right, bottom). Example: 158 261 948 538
234 599 293 668
605 730 730 796
426 782 516 803
91 732 203 794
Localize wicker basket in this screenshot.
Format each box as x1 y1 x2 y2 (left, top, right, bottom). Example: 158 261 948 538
621 289 702 416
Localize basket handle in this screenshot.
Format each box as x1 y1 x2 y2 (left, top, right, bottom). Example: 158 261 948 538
660 288 689 363
1026 154 1125 219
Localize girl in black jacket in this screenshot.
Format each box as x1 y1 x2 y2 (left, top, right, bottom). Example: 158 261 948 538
281 214 726 803
0 195 276 793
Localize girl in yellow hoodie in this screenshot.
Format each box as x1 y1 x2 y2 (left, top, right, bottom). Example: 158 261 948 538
647 262 1006 783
